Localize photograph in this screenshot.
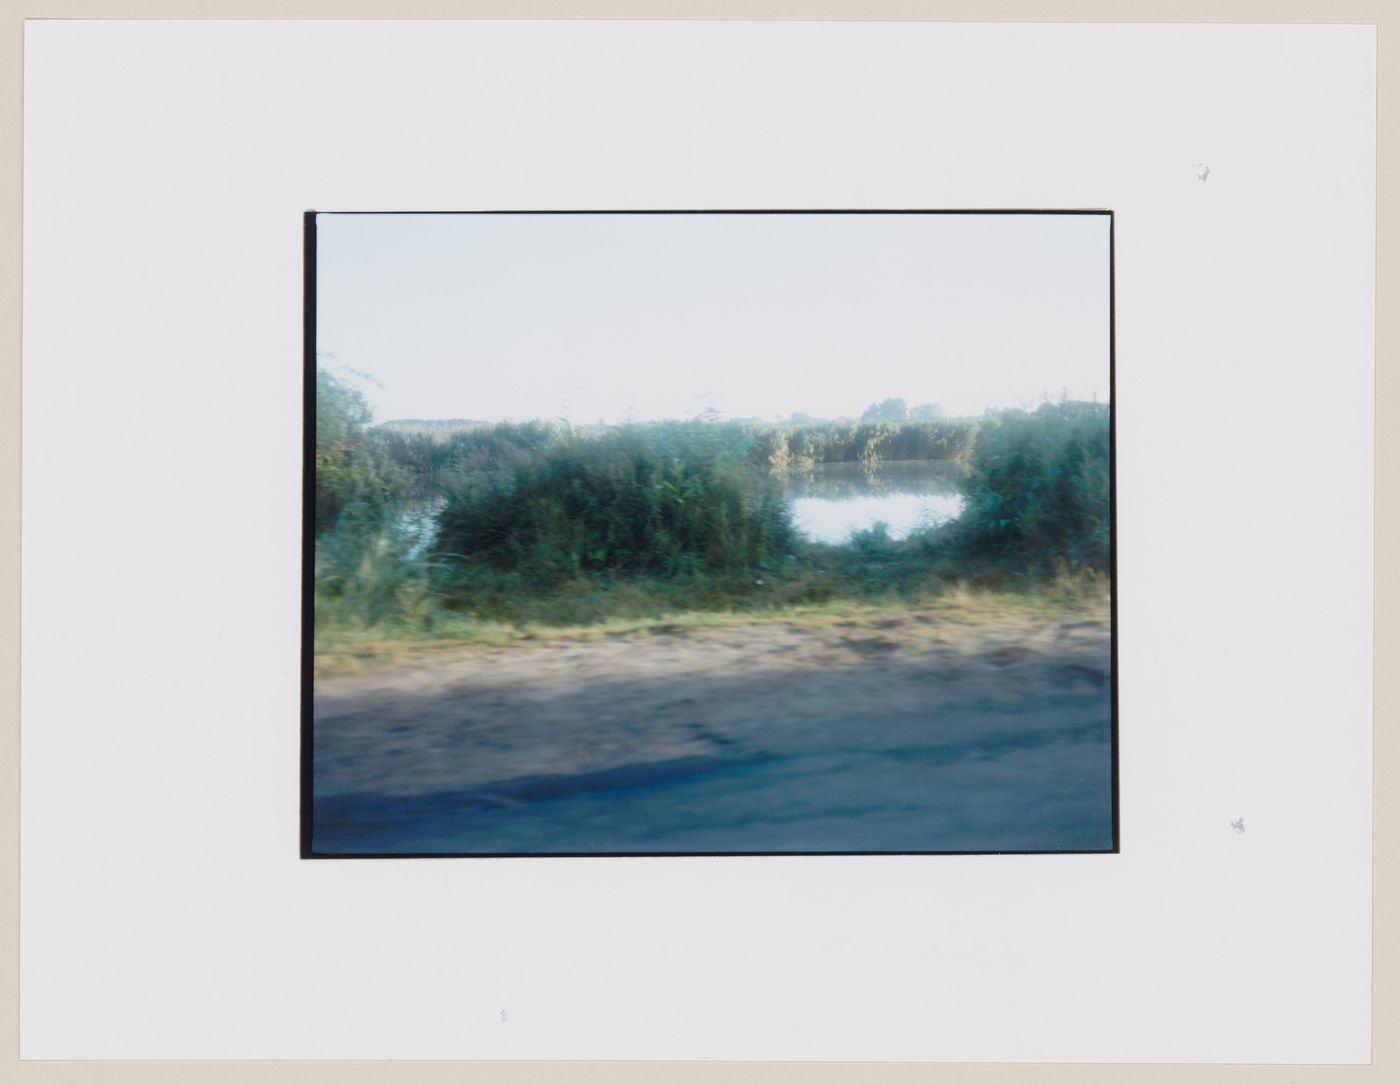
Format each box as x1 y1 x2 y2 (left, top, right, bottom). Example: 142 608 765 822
306 210 1115 856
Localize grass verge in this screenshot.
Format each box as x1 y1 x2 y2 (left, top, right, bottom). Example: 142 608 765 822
313 571 1109 677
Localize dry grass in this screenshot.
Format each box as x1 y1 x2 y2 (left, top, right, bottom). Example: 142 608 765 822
312 575 1110 677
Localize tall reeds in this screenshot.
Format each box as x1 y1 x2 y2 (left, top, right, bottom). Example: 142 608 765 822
433 425 797 588
312 368 1110 636
940 401 1110 576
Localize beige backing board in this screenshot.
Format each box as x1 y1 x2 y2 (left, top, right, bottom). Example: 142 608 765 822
3 1 1393 1082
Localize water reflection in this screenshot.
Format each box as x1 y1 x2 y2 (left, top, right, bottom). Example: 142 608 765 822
784 460 966 544
397 501 444 558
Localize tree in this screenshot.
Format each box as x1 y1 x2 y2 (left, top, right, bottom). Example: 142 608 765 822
316 368 373 455
861 397 909 423
315 369 401 532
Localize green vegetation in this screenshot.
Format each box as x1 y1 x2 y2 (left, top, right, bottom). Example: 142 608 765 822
751 417 977 470
938 401 1111 576
369 411 978 480
435 426 796 585
312 370 1110 654
313 370 408 530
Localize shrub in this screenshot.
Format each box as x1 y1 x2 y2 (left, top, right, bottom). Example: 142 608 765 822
434 426 797 589
943 401 1110 575
314 370 407 532
313 499 443 640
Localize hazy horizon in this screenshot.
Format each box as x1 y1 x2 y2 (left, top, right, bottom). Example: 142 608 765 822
355 393 1098 429
316 212 1111 426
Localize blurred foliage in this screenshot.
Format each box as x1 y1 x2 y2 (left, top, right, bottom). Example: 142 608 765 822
314 371 408 532
938 401 1111 576
314 500 440 641
434 424 797 590
310 368 1110 640
862 397 909 423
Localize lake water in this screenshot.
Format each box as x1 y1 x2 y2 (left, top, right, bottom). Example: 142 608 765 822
784 460 966 544
396 501 444 558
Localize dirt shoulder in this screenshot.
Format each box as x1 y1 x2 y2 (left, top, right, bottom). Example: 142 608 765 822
313 600 1111 806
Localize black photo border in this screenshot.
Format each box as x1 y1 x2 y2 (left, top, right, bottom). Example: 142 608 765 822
300 208 1118 860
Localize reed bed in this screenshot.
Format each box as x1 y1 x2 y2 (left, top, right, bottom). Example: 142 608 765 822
312 370 1110 642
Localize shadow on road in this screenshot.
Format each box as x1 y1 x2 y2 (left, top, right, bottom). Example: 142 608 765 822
311 616 1113 855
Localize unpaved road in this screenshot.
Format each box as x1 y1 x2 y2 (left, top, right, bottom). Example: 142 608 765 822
312 609 1113 854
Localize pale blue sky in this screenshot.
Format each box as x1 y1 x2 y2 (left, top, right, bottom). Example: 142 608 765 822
316 212 1110 425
